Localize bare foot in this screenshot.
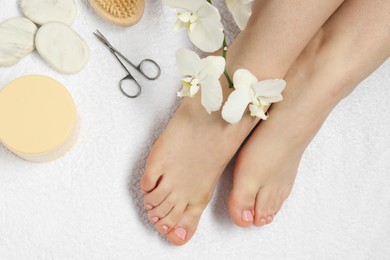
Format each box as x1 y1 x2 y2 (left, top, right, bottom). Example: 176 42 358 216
228 0 390 227
142 76 258 245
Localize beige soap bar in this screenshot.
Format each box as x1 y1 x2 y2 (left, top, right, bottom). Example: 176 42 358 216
0 75 78 162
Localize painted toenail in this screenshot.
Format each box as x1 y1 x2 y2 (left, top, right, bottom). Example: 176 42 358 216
151 217 159 223
242 210 254 222
146 204 153 210
174 227 187 241
162 225 169 232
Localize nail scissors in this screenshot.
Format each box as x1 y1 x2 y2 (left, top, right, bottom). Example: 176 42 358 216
93 30 161 98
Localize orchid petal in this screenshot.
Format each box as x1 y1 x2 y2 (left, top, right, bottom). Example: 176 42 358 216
233 69 258 90
196 2 222 20
249 104 268 120
200 76 223 113
188 4 224 52
174 19 184 31
189 21 197 32
177 12 191 23
190 84 200 97
226 0 254 30
222 89 251 124
199 56 225 81
176 48 202 76
178 84 191 97
181 77 192 83
163 0 205 11
252 79 286 104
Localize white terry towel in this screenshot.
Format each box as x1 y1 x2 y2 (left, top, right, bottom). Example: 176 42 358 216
0 0 389 259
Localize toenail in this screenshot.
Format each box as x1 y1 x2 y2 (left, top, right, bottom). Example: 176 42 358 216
146 204 153 210
242 210 254 222
260 218 266 224
174 227 187 241
151 217 159 223
268 215 273 222
162 225 169 232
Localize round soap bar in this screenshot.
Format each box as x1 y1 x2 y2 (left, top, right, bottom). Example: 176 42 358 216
0 17 37 67
35 22 89 74
21 0 77 25
0 75 78 163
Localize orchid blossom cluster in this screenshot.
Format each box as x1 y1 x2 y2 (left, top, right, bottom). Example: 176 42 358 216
164 0 286 124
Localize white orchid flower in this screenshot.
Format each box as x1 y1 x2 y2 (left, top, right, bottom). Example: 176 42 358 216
226 0 254 30
222 69 286 124
176 48 225 114
163 0 224 52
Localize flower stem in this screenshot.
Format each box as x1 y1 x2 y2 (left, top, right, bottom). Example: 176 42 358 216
222 38 234 88
206 0 233 88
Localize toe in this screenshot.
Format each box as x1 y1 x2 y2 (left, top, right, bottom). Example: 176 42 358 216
147 193 176 222
267 202 279 224
267 192 287 223
254 189 270 227
166 206 203 246
143 181 170 209
141 173 161 193
154 202 187 235
141 158 164 193
228 185 258 227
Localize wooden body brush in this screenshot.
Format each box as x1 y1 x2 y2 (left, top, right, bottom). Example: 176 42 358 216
89 0 145 27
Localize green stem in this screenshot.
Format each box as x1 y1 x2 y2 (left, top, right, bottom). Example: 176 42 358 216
222 38 234 88
207 0 233 88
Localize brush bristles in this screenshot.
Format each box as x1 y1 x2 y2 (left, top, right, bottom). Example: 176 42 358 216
94 0 141 18
89 0 144 26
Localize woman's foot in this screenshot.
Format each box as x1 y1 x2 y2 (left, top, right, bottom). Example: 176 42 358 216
142 77 258 245
228 0 390 227
228 67 332 226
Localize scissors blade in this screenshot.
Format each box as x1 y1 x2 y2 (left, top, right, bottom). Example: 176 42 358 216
93 30 115 51
93 30 131 74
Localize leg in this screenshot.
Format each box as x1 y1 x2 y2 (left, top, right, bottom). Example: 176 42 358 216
230 0 390 227
228 0 345 79
142 0 344 245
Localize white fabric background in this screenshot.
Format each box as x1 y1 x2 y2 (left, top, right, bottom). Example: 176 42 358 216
1 1 389 259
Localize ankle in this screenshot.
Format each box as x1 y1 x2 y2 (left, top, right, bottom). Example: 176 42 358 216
224 29 289 81
224 31 262 80
294 28 360 102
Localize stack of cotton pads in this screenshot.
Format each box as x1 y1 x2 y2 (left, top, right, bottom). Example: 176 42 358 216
0 0 89 74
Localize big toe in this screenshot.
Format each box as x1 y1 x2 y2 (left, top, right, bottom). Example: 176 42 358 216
228 184 259 227
141 159 163 193
166 206 203 246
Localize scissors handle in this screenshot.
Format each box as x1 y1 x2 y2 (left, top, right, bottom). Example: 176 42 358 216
119 75 142 98
138 59 161 80
114 50 161 81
